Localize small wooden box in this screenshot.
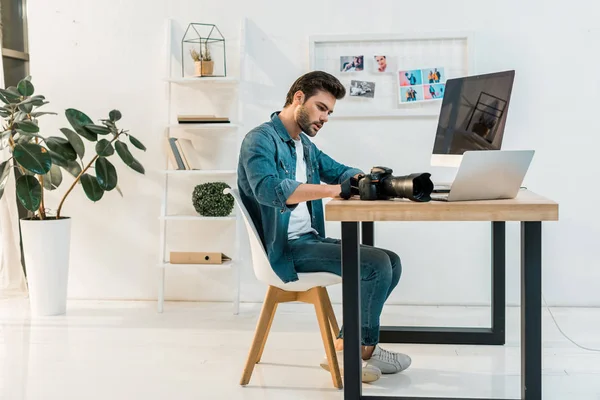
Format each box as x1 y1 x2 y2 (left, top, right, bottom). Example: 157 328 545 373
169 252 231 264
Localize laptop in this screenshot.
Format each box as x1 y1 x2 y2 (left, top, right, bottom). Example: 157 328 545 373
430 150 534 202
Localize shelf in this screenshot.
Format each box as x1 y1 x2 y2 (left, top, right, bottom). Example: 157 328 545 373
168 123 239 130
166 76 238 84
160 215 236 221
160 261 233 268
163 169 237 175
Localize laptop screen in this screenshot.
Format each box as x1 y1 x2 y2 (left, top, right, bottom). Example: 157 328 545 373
432 70 515 155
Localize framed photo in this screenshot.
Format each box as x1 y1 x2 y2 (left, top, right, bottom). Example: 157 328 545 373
398 69 422 86
424 83 445 100
349 80 375 98
399 85 423 103
373 55 394 73
421 67 445 84
340 55 364 72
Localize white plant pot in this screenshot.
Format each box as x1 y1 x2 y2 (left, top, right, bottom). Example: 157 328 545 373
20 217 72 316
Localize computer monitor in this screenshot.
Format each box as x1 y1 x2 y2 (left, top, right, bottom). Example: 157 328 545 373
431 70 516 167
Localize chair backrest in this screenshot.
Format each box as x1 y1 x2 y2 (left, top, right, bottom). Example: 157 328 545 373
225 188 284 286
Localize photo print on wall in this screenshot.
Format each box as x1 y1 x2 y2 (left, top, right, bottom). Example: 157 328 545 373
397 66 446 104
340 55 364 72
373 55 395 73
349 80 375 98
400 86 424 103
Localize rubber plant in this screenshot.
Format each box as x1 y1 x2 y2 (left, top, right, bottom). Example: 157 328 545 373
0 76 146 220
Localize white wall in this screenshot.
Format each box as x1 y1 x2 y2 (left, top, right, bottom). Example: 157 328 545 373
25 0 600 307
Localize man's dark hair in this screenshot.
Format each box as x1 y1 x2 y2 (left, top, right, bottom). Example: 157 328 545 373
284 71 346 107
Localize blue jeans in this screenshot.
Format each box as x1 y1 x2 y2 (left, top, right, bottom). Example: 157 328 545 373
289 232 402 346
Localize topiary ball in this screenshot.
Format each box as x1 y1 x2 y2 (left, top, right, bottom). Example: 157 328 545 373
192 182 234 217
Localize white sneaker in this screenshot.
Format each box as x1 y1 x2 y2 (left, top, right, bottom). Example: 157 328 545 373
319 350 382 383
364 345 412 374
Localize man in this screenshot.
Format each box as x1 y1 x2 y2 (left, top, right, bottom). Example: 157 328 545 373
237 71 411 383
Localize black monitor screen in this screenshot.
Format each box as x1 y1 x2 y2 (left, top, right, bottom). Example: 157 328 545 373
432 70 515 155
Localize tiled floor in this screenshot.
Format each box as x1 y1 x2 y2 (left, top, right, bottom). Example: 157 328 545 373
1 298 600 399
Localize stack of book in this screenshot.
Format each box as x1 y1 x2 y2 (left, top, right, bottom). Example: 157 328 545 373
177 115 230 124
165 137 202 170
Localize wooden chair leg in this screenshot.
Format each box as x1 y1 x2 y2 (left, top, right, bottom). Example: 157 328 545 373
320 287 340 338
256 301 278 363
240 286 280 386
314 287 343 389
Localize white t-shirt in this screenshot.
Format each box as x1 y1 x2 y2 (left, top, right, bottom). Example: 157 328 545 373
287 138 317 240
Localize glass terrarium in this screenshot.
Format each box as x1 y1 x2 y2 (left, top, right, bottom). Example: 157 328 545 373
181 23 227 78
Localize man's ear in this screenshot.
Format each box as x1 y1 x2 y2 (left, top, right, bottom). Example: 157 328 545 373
294 91 305 105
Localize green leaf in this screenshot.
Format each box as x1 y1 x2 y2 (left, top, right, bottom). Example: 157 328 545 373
64 160 83 178
0 108 10 118
46 136 77 161
1 130 11 141
84 124 111 136
109 110 122 122
95 139 114 157
15 175 41 212
17 79 35 96
95 157 117 191
13 111 27 122
30 111 57 118
49 150 67 167
42 164 62 191
115 141 145 175
65 108 97 141
0 161 11 200
15 121 39 134
0 92 9 104
15 129 44 140
49 150 82 178
0 89 21 104
101 119 118 135
18 102 34 114
80 173 104 202
60 128 85 159
13 143 52 175
128 134 146 151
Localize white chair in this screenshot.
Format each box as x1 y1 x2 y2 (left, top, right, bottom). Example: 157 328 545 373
225 188 343 389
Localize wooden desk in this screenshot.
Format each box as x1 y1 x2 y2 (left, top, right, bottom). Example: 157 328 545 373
325 190 559 400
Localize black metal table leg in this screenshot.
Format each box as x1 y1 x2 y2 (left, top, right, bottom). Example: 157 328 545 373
342 221 362 400
492 221 506 344
521 221 542 400
374 221 506 346
361 221 374 246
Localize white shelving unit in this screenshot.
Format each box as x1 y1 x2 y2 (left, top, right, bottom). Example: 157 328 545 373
158 19 243 314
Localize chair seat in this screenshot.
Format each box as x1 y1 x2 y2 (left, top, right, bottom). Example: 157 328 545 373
270 272 342 292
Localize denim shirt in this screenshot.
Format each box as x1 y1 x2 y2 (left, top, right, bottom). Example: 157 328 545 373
237 112 363 283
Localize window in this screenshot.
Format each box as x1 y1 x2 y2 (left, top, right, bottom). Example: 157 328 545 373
1 0 29 86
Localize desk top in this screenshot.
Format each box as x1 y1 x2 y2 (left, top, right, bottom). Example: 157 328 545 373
325 190 559 222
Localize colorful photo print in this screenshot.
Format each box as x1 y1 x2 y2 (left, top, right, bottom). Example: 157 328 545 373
400 85 423 103
340 55 364 72
398 69 422 86
422 67 445 84
373 55 389 73
424 83 446 100
349 80 375 98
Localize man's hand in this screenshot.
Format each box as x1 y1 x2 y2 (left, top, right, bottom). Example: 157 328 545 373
340 174 364 199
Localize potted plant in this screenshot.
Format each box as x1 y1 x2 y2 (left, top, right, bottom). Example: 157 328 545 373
201 42 214 76
0 76 146 316
190 48 202 77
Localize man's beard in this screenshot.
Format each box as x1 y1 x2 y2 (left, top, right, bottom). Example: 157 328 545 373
296 105 320 137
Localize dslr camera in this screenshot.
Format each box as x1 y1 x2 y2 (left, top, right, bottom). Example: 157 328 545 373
341 166 434 202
